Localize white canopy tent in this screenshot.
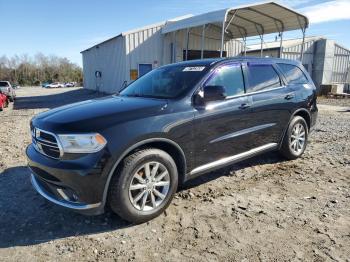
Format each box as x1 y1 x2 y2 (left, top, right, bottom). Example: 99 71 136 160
162 1 309 60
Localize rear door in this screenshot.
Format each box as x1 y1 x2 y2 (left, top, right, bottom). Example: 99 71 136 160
242 62 294 148
192 63 253 169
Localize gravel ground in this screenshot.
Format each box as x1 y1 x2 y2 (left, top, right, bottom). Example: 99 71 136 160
318 96 350 108
0 87 349 262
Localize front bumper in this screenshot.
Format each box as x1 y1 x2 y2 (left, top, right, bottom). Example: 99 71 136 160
26 144 109 215
30 173 102 215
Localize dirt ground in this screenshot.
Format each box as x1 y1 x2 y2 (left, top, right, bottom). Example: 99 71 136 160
0 87 349 262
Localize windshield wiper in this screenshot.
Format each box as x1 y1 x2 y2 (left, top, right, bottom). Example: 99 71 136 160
123 93 142 97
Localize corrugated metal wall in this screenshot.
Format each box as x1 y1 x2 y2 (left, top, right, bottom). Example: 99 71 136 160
82 36 126 93
82 48 95 90
83 24 243 93
125 25 164 82
163 26 243 64
332 44 350 83
282 40 316 75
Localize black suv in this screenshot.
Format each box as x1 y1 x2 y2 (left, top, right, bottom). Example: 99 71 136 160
27 57 317 223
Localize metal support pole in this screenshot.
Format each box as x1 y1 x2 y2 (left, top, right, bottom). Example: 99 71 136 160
225 11 237 31
297 15 307 62
254 24 264 58
279 31 283 58
260 35 264 57
220 12 229 58
172 31 176 63
220 20 225 57
300 27 306 61
172 32 174 63
201 25 206 59
220 11 236 58
244 37 247 56
185 28 190 61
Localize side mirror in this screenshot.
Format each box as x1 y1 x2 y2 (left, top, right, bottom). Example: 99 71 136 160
203 85 227 102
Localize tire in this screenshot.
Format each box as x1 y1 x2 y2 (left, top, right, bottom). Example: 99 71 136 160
280 116 308 160
9 96 14 102
0 103 3 111
108 148 178 224
4 100 9 108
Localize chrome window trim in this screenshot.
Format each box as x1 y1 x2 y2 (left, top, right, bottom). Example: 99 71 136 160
224 85 286 100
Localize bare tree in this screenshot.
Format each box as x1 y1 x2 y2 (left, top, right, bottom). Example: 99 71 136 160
0 53 83 86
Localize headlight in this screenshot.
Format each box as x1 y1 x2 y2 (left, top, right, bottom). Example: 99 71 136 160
58 133 107 153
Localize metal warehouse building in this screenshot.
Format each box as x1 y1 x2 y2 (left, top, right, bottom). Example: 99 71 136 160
81 1 309 94
81 19 243 93
245 36 350 90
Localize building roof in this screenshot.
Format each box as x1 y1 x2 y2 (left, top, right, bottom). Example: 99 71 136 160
81 15 192 53
246 36 324 51
81 1 309 53
162 1 308 37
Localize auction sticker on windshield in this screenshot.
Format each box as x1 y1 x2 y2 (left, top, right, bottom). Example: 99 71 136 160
182 66 206 72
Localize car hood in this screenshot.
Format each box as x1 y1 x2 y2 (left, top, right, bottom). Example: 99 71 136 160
32 95 168 132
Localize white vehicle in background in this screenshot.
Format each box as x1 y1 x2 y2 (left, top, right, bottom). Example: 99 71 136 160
64 82 75 87
47 82 64 88
0 81 16 102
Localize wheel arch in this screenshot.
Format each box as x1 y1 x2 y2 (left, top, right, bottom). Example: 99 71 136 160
293 109 311 130
102 138 187 207
279 108 311 148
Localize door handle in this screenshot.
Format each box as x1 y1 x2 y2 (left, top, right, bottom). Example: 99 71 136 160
239 103 250 109
285 93 295 100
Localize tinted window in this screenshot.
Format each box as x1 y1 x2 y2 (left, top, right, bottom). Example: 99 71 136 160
246 64 281 93
0 82 9 87
206 64 245 97
278 63 309 84
120 64 208 99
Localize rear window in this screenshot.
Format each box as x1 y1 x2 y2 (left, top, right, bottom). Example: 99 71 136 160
0 82 9 87
278 63 309 84
245 64 281 93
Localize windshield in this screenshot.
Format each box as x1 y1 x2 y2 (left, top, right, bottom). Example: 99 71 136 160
0 82 9 87
120 64 208 99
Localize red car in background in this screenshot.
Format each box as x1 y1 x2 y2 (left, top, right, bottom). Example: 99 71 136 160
0 91 9 111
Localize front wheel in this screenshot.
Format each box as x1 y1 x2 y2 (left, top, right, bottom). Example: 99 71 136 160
280 116 308 160
108 148 178 223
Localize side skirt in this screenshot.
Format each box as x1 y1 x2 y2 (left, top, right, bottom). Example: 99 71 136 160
185 143 278 181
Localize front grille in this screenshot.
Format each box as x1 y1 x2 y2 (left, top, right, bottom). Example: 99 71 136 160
31 126 62 159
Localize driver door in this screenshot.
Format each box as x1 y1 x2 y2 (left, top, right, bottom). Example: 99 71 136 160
191 63 254 174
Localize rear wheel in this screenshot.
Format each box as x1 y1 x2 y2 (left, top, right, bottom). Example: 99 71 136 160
280 116 308 160
108 148 178 223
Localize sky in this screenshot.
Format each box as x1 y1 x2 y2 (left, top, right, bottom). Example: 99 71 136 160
1 0 350 66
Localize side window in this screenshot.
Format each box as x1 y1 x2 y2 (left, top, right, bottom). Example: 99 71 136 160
245 64 281 93
206 64 245 97
278 63 309 84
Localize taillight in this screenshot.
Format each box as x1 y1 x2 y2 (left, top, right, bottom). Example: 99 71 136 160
7 87 10 92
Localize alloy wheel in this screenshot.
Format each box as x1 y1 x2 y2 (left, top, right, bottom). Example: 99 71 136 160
128 161 170 212
290 123 306 154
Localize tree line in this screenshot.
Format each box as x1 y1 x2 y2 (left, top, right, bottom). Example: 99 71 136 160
0 53 83 86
